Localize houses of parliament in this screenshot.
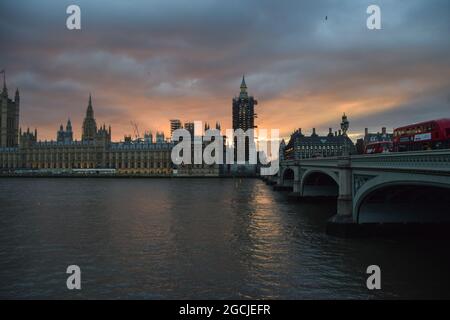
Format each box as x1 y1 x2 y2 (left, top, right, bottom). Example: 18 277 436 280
0 80 173 175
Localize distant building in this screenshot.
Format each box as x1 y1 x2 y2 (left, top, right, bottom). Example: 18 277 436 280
172 120 221 139
57 119 73 143
170 119 182 137
155 131 165 143
203 121 221 133
0 76 19 148
174 138 221 177
0 93 172 175
356 127 393 154
172 121 223 177
283 114 355 160
143 131 153 143
184 122 195 136
232 76 257 162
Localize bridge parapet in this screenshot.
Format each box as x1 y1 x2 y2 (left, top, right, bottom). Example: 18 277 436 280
281 157 341 168
350 150 450 173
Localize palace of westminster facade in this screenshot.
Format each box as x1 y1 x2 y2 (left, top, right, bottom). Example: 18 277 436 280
0 77 265 176
0 82 174 175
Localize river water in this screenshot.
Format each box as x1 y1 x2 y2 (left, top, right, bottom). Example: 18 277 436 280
0 178 449 299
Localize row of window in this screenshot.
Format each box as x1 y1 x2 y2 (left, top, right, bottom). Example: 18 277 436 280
295 145 343 150
21 155 169 161
2 162 172 170
394 123 435 136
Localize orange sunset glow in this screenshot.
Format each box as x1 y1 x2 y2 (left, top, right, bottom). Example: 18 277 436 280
1 0 449 142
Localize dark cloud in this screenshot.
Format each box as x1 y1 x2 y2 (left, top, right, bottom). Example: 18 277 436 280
0 0 449 140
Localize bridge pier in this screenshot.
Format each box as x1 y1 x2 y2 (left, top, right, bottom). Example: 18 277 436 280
336 156 352 217
265 175 277 186
327 156 358 237
286 178 303 199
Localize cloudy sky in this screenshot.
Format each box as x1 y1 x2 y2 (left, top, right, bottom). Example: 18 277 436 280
1 0 449 141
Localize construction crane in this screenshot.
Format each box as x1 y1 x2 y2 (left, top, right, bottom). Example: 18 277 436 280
130 121 142 142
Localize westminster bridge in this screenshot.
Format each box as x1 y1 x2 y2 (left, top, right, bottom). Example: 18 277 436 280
265 150 450 236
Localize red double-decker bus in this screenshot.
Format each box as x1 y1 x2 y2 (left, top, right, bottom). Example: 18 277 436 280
393 119 450 152
364 141 393 154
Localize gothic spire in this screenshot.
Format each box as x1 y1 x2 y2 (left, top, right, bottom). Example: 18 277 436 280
82 93 97 141
240 75 247 91
66 118 72 131
86 93 94 118
239 74 248 98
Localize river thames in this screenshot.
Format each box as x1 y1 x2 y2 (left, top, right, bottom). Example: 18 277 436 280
0 178 449 299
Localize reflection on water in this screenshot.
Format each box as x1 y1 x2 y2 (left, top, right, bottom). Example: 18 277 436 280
0 178 449 299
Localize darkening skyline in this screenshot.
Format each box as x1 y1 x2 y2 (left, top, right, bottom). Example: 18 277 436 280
0 0 449 141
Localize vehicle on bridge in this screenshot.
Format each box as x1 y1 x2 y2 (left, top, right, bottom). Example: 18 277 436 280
364 141 393 154
393 119 450 152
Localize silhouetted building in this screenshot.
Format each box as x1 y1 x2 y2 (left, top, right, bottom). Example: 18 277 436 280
170 119 182 138
283 114 355 160
155 131 165 143
356 127 393 154
232 76 257 162
184 122 195 136
57 119 73 143
0 75 19 148
366 127 392 145
233 76 257 132
143 131 153 143
20 128 37 148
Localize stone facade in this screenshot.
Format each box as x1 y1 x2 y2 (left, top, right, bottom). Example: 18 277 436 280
0 94 173 175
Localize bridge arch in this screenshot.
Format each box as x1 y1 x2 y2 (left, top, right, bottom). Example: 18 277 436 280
354 175 450 224
278 166 296 189
300 169 339 197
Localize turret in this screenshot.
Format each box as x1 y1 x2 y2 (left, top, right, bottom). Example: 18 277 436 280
1 70 7 97
20 127 37 148
15 88 19 102
66 119 72 132
57 124 65 142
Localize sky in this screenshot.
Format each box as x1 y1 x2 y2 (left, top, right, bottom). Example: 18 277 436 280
0 0 449 141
